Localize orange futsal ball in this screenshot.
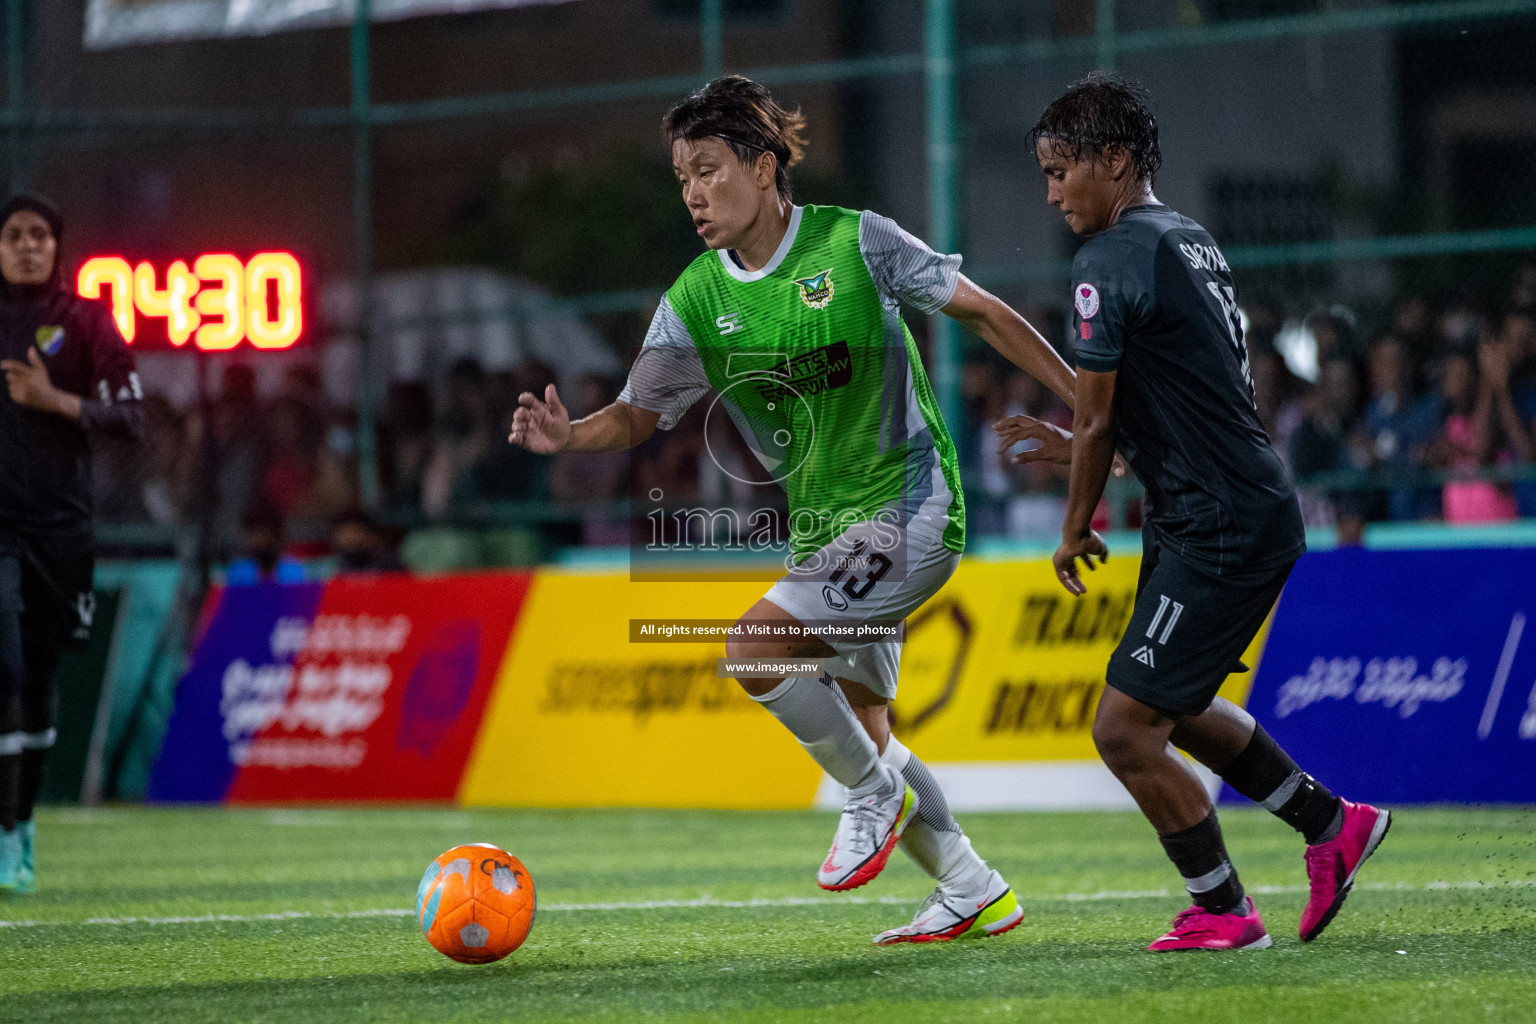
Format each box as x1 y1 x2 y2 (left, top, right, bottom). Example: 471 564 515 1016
415 843 536 964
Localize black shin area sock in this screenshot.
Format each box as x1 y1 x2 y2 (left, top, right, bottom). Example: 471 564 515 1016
1159 810 1246 915
0 754 18 832
1220 724 1342 844
17 748 45 823
900 753 962 835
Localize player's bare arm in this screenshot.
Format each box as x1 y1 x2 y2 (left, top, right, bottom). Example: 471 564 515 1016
1053 366 1116 595
508 385 660 454
993 413 1127 477
941 276 1077 408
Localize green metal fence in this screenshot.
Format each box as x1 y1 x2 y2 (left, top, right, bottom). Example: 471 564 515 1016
5 0 1535 517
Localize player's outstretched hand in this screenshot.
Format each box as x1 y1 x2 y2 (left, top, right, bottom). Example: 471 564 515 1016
1052 530 1108 596
995 414 1071 466
508 383 571 454
994 414 1128 477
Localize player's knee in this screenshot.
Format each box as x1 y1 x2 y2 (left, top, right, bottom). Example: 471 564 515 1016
1092 713 1148 774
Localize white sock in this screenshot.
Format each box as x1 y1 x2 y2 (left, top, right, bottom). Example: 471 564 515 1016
882 736 991 894
752 676 884 794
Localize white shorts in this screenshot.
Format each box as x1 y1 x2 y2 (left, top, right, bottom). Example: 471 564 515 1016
762 510 960 700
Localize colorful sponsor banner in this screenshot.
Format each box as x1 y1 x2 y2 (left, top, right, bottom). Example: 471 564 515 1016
148 573 529 802
1243 548 1536 804
146 548 1536 808
150 554 1270 808
458 556 1265 809
459 572 824 809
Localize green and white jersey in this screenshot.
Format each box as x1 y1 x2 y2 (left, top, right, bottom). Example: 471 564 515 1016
618 204 966 561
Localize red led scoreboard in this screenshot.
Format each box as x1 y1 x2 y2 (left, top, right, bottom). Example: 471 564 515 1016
77 252 305 351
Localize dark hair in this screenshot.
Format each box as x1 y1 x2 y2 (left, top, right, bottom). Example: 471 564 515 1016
662 75 807 199
1030 73 1162 187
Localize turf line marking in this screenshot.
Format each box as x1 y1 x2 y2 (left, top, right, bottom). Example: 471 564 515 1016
2 879 1529 930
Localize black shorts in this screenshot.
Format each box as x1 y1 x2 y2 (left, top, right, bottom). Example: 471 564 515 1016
1105 541 1294 717
0 526 94 648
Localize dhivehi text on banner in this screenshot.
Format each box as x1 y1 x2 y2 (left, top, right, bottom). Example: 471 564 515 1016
148 572 529 802
1243 547 1536 804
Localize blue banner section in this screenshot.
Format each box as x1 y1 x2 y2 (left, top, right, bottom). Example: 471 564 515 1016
147 583 324 802
1241 548 1536 804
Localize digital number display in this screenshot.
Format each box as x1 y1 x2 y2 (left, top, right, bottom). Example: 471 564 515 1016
77 252 305 350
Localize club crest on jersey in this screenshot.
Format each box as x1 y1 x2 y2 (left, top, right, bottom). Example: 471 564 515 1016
1074 283 1100 320
795 268 835 310
35 326 64 356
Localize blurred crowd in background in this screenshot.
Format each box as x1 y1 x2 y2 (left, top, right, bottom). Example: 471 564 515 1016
90 262 1536 570
964 263 1536 543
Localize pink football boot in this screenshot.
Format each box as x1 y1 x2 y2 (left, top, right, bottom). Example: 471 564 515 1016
1300 799 1391 942
1147 897 1272 951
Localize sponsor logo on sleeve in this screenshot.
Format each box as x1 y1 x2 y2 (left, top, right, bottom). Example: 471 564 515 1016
1074 283 1099 320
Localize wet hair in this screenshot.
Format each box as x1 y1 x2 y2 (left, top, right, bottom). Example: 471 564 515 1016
1030 73 1162 187
662 75 807 199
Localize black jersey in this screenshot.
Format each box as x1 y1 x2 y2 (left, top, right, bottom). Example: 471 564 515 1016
1070 204 1304 576
0 287 144 530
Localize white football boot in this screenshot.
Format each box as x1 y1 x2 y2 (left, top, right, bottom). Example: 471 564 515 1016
873 869 1023 944
817 766 919 891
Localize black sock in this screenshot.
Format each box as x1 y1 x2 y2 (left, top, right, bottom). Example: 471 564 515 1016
1220 724 1343 844
1158 810 1246 915
17 748 45 823
0 753 18 832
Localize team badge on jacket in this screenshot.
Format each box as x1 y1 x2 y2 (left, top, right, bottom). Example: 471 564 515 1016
795 268 834 309
35 325 64 356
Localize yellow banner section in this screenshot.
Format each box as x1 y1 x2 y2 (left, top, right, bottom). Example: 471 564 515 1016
458 572 824 808
889 558 1269 763
458 557 1273 808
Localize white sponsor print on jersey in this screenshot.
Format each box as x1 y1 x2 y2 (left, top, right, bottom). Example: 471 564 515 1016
1132 645 1156 667
1074 282 1100 319
716 312 742 335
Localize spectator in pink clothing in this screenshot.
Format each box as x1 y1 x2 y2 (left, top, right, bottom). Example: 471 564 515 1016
1433 351 1518 523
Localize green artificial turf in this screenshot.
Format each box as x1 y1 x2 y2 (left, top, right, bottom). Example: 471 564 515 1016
1 805 1532 1022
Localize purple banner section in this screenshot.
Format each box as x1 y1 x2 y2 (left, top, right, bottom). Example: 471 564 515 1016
147 583 325 802
1239 548 1536 804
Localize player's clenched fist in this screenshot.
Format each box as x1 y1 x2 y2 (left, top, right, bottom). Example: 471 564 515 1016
508 383 571 454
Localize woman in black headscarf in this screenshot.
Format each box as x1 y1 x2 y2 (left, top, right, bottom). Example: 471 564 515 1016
0 194 143 894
